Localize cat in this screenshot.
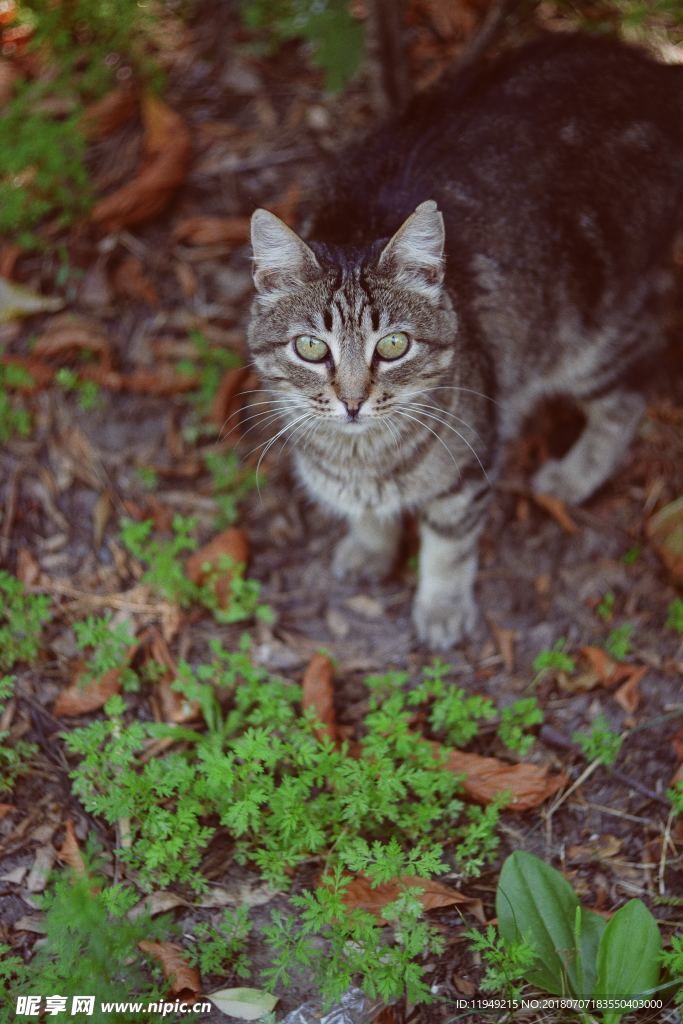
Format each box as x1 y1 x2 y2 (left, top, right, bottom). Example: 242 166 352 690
246 32 683 650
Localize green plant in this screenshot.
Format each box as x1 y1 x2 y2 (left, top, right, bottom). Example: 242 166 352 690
0 854 170 1024
666 598 683 635
0 363 34 442
204 450 257 529
189 907 252 979
55 367 102 411
492 850 670 1023
262 866 444 1005
659 934 683 1009
454 795 508 879
177 330 242 440
596 590 616 621
573 714 623 767
241 0 365 91
668 779 683 815
497 697 543 755
0 571 50 671
622 544 641 565
407 658 495 746
533 639 576 676
605 623 633 661
465 923 536 1002
73 613 138 690
0 675 37 795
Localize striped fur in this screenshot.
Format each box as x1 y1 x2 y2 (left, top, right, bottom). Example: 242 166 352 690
247 33 683 649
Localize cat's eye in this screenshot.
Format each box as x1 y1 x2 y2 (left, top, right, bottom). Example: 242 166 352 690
294 335 329 362
376 331 409 361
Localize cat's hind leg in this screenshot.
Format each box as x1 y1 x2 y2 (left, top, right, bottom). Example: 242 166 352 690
532 388 645 505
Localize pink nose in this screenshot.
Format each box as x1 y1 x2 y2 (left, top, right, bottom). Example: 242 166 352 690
342 397 364 419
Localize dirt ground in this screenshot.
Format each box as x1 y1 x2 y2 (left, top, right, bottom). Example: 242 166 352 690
1 1 682 1021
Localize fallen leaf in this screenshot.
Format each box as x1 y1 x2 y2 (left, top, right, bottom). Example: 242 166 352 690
207 988 278 1021
444 748 567 810
91 92 192 232
15 547 40 586
488 620 516 672
646 497 683 582
567 834 623 863
112 256 159 305
211 365 256 432
82 86 137 140
186 527 249 609
614 667 645 713
138 942 200 1003
301 652 336 742
53 664 123 717
343 873 481 924
147 630 199 724
26 845 56 893
0 276 63 323
33 314 112 370
0 804 13 819
57 819 86 876
173 215 251 247
129 891 190 920
533 492 578 534
0 58 18 109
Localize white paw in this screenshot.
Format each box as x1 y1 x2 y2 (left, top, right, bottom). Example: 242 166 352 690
532 459 592 505
412 592 480 650
332 534 396 583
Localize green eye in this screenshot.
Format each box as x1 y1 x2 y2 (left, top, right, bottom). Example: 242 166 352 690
294 335 329 362
376 331 409 361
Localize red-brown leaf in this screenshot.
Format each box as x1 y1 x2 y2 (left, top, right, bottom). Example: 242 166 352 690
138 941 201 1003
211 366 256 432
646 497 683 583
57 819 86 876
343 873 480 923
91 93 191 232
112 256 159 306
82 86 137 140
185 527 249 609
444 748 567 811
173 215 251 247
302 653 336 742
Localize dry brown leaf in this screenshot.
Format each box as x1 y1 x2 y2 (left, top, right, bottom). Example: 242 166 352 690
0 276 64 323
138 941 201 1003
0 58 18 109
53 665 123 717
533 492 578 534
82 86 137 140
186 527 249 609
488 621 516 672
0 804 13 820
579 647 646 697
91 92 192 232
444 748 567 810
301 653 336 742
112 256 159 305
646 497 683 582
614 666 646 713
343 873 479 924
567 834 622 863
173 215 251 247
33 314 112 370
57 819 87 876
211 366 257 432
147 630 199 724
16 546 40 586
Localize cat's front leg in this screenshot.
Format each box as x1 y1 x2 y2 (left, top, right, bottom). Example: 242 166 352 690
413 485 489 649
332 511 402 583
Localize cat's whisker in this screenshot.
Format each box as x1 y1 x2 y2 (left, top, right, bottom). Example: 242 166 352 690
404 401 486 443
251 412 313 496
219 401 305 442
404 385 500 406
378 414 401 452
393 410 462 477
398 404 490 483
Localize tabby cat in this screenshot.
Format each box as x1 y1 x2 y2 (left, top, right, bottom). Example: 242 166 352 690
247 33 683 649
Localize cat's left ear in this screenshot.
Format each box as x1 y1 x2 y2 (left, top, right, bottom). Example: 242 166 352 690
250 209 320 302
378 200 445 300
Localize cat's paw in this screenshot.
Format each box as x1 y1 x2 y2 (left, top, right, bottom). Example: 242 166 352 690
332 534 396 583
412 592 480 650
532 458 590 505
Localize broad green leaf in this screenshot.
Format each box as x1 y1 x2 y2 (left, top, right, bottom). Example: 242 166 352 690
0 277 63 323
208 987 278 1021
497 851 605 996
595 899 661 1024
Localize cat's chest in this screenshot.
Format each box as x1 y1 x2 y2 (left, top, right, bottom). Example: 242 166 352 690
294 448 405 516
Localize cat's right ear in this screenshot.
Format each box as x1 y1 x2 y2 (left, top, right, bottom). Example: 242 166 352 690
250 209 320 302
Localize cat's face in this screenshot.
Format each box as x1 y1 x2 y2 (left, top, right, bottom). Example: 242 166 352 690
247 201 459 435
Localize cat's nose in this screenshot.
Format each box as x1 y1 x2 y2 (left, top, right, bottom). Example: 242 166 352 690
342 397 365 419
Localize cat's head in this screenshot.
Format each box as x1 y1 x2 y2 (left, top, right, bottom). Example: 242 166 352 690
246 200 458 433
